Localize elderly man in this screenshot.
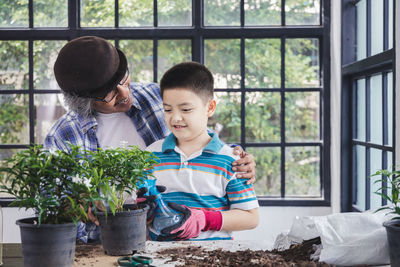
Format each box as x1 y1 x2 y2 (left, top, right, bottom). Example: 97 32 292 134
45 36 256 242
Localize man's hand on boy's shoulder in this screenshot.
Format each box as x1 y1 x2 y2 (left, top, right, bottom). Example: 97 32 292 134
232 146 256 185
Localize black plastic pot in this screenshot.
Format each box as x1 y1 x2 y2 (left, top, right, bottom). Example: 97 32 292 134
96 204 149 256
383 219 400 267
16 217 77 267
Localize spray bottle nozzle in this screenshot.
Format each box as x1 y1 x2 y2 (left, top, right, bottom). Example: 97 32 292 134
145 179 160 197
142 179 183 235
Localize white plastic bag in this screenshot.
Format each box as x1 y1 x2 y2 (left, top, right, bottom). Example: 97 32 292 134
273 211 391 266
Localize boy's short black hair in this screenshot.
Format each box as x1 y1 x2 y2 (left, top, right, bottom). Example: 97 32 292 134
160 61 214 101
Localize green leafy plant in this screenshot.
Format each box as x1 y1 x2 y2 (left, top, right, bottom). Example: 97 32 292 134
0 144 95 225
82 146 158 215
372 168 400 220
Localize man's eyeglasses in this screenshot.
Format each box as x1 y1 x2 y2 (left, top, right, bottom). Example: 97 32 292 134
93 68 130 103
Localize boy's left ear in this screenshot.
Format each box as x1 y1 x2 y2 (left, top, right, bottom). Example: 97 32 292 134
207 99 217 117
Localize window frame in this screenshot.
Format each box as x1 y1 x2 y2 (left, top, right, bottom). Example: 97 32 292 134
0 0 331 207
341 0 396 212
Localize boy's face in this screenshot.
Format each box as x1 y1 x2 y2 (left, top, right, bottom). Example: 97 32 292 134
163 88 216 144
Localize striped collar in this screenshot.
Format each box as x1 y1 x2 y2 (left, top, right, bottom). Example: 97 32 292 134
162 132 224 154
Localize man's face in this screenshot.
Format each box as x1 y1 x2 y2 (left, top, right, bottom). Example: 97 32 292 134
163 88 216 145
92 76 132 114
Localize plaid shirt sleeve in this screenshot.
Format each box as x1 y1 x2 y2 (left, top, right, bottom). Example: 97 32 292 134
44 111 98 152
128 83 170 146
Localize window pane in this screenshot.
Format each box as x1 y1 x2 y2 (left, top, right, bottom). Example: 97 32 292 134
248 147 281 196
0 148 24 198
388 0 393 49
0 0 28 27
285 38 319 88
81 0 114 27
285 146 320 197
356 0 367 60
285 92 319 142
245 92 280 142
34 40 66 89
34 94 67 144
158 0 191 26
204 39 240 88
120 40 153 82
119 0 153 26
208 92 241 144
285 0 320 25
245 0 281 26
354 145 366 210
204 0 240 26
387 151 393 170
0 41 28 90
370 148 382 210
386 150 393 206
34 0 67 27
245 39 281 88
0 94 29 145
356 79 366 141
371 0 384 56
0 148 22 161
387 72 393 146
0 182 14 197
370 74 382 144
157 40 191 82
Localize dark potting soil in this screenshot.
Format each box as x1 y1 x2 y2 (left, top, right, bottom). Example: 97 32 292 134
273 237 322 262
155 237 332 267
74 237 336 266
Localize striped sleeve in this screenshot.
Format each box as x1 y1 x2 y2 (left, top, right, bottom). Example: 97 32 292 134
226 178 259 210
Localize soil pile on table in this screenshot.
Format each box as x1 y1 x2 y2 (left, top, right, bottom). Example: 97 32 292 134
74 238 333 266
156 238 331 267
273 237 322 262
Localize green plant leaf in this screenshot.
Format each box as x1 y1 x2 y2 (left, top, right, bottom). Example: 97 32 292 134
371 167 400 219
374 206 392 213
373 192 392 203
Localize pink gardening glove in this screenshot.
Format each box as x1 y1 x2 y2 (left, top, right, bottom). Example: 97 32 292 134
157 202 222 241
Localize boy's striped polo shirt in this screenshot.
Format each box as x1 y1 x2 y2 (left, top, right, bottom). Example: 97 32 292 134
146 132 259 241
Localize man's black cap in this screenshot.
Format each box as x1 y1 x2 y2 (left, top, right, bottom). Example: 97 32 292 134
54 36 127 98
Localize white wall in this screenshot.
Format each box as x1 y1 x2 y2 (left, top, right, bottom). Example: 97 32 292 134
233 206 331 243
2 1 343 244
330 0 342 214
2 207 35 243
2 206 332 244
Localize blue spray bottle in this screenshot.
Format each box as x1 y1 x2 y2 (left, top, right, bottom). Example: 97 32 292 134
146 179 182 235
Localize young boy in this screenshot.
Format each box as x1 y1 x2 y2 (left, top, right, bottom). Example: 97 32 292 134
146 62 259 241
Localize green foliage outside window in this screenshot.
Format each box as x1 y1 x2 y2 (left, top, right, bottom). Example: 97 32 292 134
0 0 322 197
0 0 28 27
0 95 28 144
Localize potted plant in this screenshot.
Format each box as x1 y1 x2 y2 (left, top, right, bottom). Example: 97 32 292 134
372 168 400 267
0 144 94 267
82 145 157 256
